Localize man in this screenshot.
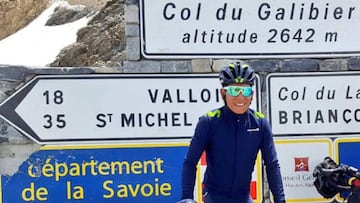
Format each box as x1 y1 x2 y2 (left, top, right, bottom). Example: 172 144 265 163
178 62 286 203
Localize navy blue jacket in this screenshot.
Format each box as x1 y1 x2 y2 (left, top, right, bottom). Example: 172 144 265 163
181 106 285 202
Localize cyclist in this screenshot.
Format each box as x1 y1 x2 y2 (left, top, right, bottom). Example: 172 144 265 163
178 62 286 203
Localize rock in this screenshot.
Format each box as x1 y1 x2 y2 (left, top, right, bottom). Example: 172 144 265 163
0 0 49 40
50 0 126 67
0 0 124 67
45 2 93 26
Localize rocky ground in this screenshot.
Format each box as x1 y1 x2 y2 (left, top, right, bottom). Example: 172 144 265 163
0 0 109 40
49 0 126 67
0 0 124 67
0 0 48 40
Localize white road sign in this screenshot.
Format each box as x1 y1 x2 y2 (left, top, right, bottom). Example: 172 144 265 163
275 138 332 202
0 74 261 144
267 72 360 136
140 0 360 58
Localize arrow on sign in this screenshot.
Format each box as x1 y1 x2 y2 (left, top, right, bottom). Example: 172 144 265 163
0 78 39 141
0 74 251 144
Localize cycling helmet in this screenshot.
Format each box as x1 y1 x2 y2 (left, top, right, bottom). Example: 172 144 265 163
219 62 256 87
313 157 350 198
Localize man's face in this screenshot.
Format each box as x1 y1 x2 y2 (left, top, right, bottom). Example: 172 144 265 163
220 83 253 114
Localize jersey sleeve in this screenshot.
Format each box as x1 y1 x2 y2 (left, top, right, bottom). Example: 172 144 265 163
181 115 211 199
260 118 286 203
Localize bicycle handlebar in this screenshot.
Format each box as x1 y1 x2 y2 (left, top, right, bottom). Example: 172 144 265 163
313 157 360 199
316 164 348 175
317 165 360 178
314 157 360 190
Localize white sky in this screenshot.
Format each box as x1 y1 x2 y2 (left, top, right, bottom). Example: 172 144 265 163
0 1 91 67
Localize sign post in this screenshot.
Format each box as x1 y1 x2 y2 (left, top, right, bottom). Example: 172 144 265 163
266 72 360 136
0 74 260 144
0 143 188 203
140 0 360 58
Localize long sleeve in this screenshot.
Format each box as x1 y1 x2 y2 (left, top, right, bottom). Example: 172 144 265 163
181 116 210 199
260 119 286 203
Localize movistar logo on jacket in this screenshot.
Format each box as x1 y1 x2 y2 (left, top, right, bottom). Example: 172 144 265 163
206 108 265 119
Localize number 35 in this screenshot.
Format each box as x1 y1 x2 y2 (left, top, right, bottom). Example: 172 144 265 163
43 114 66 129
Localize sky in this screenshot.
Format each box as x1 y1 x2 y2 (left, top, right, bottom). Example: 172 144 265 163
0 1 90 67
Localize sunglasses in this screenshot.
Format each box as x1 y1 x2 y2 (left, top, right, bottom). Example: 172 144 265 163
224 86 253 97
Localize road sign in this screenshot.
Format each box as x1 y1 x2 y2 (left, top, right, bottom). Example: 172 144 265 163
0 143 188 203
0 74 261 144
266 72 360 136
334 137 360 201
275 138 332 202
140 0 360 59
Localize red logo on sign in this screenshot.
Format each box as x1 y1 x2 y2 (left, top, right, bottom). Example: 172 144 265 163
294 157 309 172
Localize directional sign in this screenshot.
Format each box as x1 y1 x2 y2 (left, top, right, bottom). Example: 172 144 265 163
0 74 261 144
266 72 360 136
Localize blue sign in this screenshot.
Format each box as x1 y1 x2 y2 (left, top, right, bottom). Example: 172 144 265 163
335 138 360 199
336 139 360 170
0 143 188 203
